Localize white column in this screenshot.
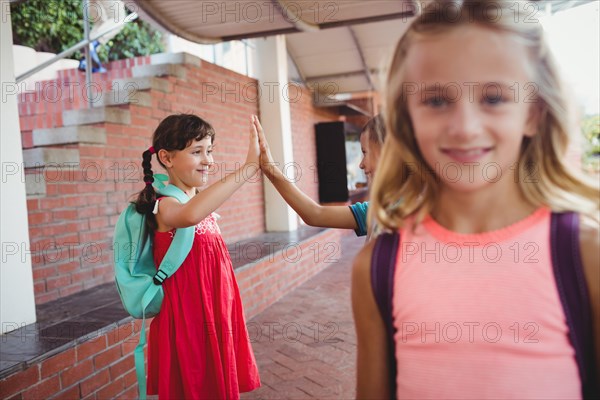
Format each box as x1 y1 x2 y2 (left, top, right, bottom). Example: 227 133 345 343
1 0 37 334
253 36 297 231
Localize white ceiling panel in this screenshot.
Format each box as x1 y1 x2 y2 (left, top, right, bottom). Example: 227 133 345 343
310 75 371 96
298 56 364 79
351 19 412 47
286 28 357 57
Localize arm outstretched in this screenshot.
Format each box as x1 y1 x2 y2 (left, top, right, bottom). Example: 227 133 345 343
255 118 359 230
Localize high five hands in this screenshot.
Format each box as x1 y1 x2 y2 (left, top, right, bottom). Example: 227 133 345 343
246 115 261 167
251 115 278 180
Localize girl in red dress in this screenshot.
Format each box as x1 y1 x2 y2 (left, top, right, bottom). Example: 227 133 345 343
133 114 262 399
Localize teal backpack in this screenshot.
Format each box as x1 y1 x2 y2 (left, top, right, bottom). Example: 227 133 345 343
113 179 194 399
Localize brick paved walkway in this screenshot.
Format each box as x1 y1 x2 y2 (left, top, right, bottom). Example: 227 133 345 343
242 232 363 400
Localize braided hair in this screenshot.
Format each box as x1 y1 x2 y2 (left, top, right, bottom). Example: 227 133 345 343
133 114 216 231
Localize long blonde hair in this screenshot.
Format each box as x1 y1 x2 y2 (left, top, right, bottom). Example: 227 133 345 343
370 0 599 231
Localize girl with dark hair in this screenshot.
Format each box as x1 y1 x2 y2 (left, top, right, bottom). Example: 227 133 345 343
136 113 261 399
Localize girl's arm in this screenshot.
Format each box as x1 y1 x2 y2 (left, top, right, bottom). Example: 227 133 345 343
579 215 600 382
158 116 260 228
256 119 359 230
352 240 392 398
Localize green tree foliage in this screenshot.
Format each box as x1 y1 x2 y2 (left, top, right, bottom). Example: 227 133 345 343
10 0 164 62
10 0 83 54
581 114 600 173
98 17 164 62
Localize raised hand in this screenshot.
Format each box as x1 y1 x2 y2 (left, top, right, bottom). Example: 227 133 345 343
253 116 278 179
245 115 261 168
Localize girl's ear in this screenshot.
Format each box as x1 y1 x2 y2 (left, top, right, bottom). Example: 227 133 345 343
524 103 542 137
158 149 173 168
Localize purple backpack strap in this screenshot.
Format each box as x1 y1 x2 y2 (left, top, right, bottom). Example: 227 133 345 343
550 212 598 399
371 231 400 399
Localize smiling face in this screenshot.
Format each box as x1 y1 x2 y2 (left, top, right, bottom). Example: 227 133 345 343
359 132 381 183
404 25 538 194
164 136 214 191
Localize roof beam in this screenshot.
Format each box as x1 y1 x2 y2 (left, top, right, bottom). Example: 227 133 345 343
271 0 320 32
222 10 415 42
347 26 374 91
305 69 380 82
316 11 415 29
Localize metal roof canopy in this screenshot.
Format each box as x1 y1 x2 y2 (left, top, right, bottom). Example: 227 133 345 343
130 1 417 43
129 0 595 103
130 0 417 102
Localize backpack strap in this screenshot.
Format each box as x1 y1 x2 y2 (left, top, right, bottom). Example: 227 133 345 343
152 184 195 284
371 231 400 399
550 212 598 399
135 184 195 400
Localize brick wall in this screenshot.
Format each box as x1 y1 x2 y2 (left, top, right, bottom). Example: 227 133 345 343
237 228 341 318
21 57 155 304
0 320 142 400
19 54 343 305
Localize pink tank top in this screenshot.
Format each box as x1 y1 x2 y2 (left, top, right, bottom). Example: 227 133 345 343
393 207 581 399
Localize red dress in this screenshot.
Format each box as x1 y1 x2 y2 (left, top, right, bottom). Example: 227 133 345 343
147 213 261 399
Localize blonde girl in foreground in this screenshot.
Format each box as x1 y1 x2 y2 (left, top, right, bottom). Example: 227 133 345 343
352 1 599 398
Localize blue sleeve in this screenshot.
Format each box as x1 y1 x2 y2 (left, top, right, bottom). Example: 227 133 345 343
348 201 369 237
